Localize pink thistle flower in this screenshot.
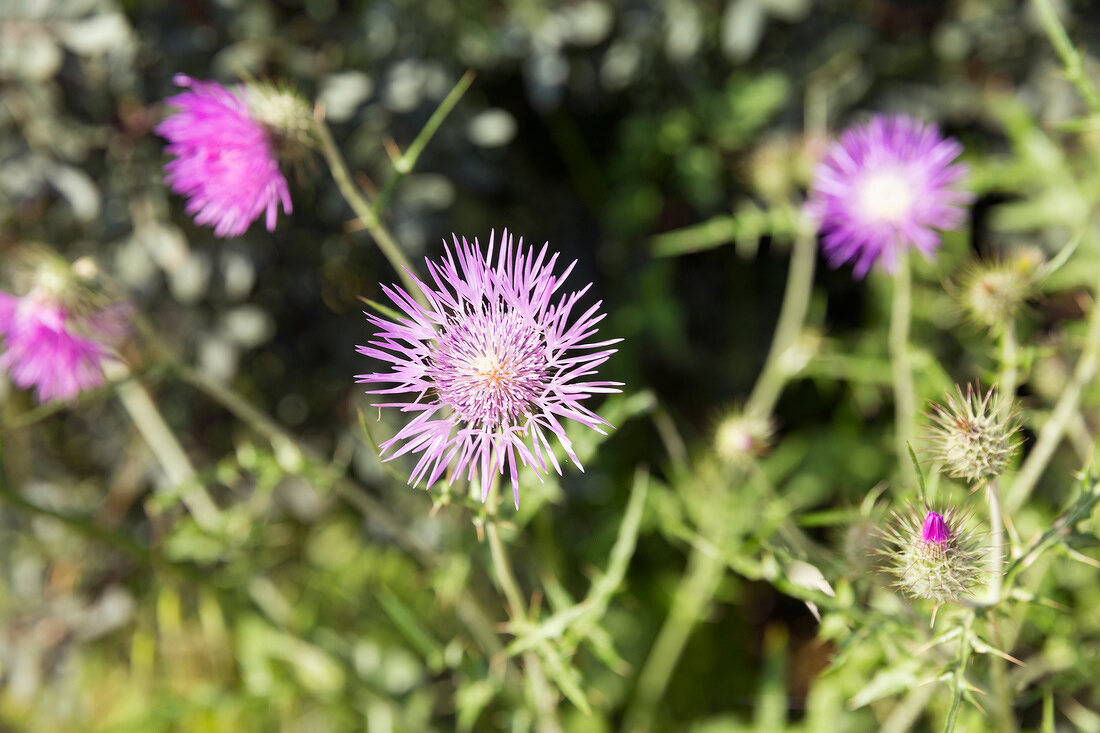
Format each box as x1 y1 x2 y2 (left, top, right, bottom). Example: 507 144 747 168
0 291 130 403
356 230 622 507
807 115 972 278
921 510 950 544
156 74 293 238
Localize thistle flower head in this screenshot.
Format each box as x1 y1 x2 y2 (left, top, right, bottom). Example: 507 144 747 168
356 231 621 507
807 115 972 278
957 249 1043 329
714 411 772 465
880 504 983 603
0 251 130 403
928 384 1020 485
156 74 296 238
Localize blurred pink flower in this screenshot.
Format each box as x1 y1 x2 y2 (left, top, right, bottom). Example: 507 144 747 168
156 74 292 238
0 292 130 403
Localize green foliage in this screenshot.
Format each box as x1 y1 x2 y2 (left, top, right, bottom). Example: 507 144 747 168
4 0 1100 731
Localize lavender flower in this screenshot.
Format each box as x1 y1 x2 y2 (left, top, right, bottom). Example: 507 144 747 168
880 505 983 603
156 74 297 238
808 115 971 277
0 291 130 404
356 231 621 507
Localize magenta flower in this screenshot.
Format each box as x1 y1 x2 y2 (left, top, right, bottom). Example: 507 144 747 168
356 231 621 507
807 115 971 277
921 510 950 544
0 292 130 403
156 74 292 238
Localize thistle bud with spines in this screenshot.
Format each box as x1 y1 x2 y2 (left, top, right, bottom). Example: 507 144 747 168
927 384 1020 486
880 504 983 603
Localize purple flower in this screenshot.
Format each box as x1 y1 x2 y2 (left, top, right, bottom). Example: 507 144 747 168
921 510 950 544
356 231 621 507
156 74 292 238
807 115 971 278
0 292 130 403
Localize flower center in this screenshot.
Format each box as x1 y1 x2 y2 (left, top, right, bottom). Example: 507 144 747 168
431 308 548 427
856 168 914 223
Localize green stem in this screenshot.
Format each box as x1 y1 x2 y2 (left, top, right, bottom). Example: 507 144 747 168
314 117 424 302
998 321 1018 411
1006 270 1100 512
746 225 818 419
942 615 974 733
624 544 725 732
110 366 222 533
1031 0 1100 114
889 255 916 485
986 480 1005 605
370 70 475 217
484 479 562 733
626 223 817 730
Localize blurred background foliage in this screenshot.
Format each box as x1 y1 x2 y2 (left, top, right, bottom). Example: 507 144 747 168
3 0 1100 730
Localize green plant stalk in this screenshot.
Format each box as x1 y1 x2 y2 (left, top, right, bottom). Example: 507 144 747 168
998 322 1018 413
889 254 917 485
112 369 221 533
1031 0 1100 114
314 117 424 302
627 225 816 731
746 226 818 419
371 70 475 216
484 478 562 733
984 479 1016 732
1007 269 1100 512
624 543 725 733
942 615 974 733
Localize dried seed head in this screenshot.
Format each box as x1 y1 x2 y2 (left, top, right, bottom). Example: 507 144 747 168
880 505 983 603
714 411 772 465
927 384 1020 485
957 249 1042 329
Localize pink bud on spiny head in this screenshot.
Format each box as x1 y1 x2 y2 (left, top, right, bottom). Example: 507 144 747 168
921 510 950 544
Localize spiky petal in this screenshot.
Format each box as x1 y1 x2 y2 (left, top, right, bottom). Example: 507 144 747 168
880 504 983 603
156 74 293 238
927 384 1020 486
356 230 622 507
807 115 972 278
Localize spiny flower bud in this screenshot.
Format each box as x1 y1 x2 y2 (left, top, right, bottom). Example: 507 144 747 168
880 505 983 603
957 249 1042 329
246 81 316 163
927 384 1020 486
714 411 772 465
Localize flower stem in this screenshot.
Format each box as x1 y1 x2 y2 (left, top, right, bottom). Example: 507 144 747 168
1031 0 1100 114
624 543 725 732
942 615 974 733
986 479 1005 604
627 222 816 731
109 364 222 533
484 479 562 733
1007 269 1100 512
370 70 475 217
746 223 817 419
889 254 917 485
314 116 424 302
